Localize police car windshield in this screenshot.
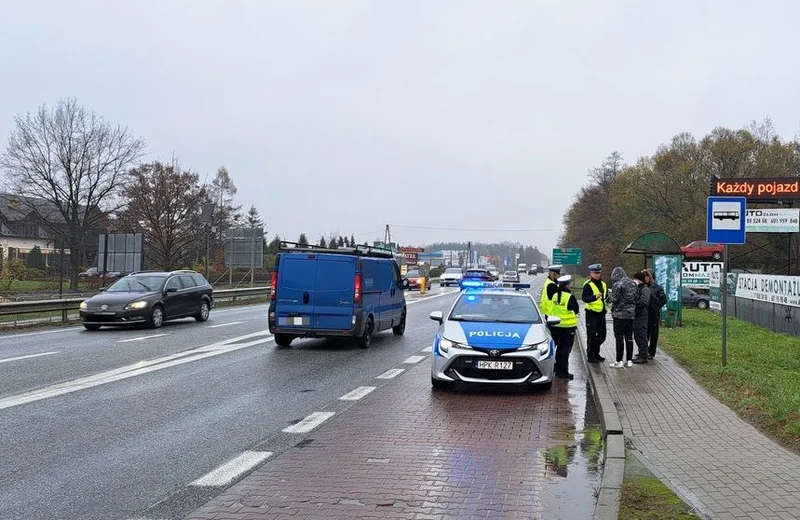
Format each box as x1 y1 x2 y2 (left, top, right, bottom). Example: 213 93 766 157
449 293 540 324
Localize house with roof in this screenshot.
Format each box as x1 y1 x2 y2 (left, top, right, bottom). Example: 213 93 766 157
0 193 69 268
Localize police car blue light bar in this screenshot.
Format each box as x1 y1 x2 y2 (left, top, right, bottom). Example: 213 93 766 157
459 280 530 290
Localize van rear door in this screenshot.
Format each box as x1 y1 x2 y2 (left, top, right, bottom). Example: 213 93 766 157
313 254 356 330
275 254 317 328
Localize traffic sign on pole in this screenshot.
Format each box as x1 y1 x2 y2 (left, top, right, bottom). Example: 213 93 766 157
552 248 583 265
707 196 746 245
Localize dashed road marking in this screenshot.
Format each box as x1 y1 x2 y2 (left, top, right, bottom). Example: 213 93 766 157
339 386 376 401
207 321 244 329
190 451 273 487
376 368 404 379
283 412 336 433
421 346 433 353
0 351 60 364
117 333 169 343
402 355 426 364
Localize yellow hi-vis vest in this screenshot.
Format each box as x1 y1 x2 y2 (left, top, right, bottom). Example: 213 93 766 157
550 290 577 328
540 277 556 315
583 279 608 313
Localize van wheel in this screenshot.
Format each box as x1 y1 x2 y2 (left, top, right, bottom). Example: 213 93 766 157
275 334 294 347
393 309 406 336
359 316 374 349
148 305 165 329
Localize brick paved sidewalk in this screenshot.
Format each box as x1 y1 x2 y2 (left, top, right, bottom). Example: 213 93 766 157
185 357 603 520
578 314 800 520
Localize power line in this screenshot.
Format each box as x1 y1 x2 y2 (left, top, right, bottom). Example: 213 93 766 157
390 224 559 233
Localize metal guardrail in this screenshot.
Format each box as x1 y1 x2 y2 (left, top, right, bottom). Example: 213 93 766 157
0 287 272 323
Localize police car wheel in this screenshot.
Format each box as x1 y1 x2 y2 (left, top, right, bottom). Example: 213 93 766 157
431 377 451 390
535 381 553 391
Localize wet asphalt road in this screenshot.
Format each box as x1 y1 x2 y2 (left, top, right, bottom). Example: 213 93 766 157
0 275 600 520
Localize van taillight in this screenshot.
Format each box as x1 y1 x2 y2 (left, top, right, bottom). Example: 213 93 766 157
354 274 362 304
271 270 277 301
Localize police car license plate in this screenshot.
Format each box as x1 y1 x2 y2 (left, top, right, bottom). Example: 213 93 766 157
476 360 513 370
279 316 309 326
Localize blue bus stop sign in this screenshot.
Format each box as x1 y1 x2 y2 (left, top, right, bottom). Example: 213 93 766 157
707 196 746 245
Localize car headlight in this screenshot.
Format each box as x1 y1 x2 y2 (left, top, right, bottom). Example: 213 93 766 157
518 341 551 355
79 302 88 310
124 301 149 310
438 338 471 353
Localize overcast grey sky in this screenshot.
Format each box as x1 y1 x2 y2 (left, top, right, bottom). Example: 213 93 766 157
1 1 799 254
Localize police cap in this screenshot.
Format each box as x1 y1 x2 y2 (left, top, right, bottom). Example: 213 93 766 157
588 263 602 273
548 265 563 273
557 274 572 285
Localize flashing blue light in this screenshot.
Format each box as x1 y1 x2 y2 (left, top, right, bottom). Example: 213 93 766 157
465 294 478 302
459 280 531 291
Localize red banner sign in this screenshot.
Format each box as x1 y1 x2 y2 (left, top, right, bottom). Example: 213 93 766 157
398 246 425 253
711 177 799 202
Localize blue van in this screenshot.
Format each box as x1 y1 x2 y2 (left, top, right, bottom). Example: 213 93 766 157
268 242 409 348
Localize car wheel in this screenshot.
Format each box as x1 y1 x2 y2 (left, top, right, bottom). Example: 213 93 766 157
275 334 294 347
431 377 451 390
534 381 553 392
83 324 101 331
696 299 709 310
359 316 374 349
712 251 722 260
195 300 210 322
148 305 165 329
393 308 406 336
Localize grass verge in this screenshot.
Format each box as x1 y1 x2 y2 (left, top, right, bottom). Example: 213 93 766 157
659 309 800 452
619 451 696 519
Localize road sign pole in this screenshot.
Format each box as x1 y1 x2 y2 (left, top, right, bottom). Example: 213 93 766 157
722 244 728 367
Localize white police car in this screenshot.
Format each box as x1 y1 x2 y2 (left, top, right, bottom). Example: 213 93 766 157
429 280 560 391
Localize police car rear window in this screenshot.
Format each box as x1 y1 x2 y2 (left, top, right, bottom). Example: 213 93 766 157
449 293 540 324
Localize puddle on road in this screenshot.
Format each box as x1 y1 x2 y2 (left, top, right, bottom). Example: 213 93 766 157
539 379 604 519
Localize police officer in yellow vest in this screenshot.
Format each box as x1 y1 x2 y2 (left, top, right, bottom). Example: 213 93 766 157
550 274 579 380
540 264 562 316
581 263 607 363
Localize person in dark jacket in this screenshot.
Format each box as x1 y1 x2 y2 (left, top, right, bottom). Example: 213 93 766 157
608 266 636 368
549 274 580 380
632 271 652 363
643 268 667 359
581 263 607 363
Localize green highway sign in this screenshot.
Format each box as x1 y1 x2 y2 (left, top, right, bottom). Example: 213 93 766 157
552 247 583 265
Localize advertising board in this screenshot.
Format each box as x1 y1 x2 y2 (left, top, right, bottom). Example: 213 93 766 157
683 261 724 289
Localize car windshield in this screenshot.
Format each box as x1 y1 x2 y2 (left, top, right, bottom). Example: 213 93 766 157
449 293 540 324
445 268 461 273
106 275 165 293
464 270 487 277
505 271 516 276
406 271 420 277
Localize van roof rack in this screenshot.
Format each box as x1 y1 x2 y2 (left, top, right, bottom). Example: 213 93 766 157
279 241 395 259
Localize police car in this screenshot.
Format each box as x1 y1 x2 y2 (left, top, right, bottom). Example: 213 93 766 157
428 280 560 391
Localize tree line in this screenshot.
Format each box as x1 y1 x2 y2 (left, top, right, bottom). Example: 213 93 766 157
561 118 800 275
425 241 548 268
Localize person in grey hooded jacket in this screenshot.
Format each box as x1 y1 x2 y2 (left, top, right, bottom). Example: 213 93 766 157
608 266 636 367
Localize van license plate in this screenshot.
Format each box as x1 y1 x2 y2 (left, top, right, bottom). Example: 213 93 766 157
279 316 309 326
476 361 513 370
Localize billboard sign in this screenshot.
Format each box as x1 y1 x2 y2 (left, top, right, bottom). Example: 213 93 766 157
98 233 143 273
709 266 722 311
225 227 265 268
745 208 800 233
728 273 800 308
683 261 724 289
710 177 800 202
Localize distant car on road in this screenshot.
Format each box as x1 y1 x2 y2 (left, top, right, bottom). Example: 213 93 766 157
681 240 724 261
461 268 494 283
439 267 463 287
502 270 520 282
78 267 121 279
682 288 710 309
488 267 500 280
404 269 431 291
79 270 213 330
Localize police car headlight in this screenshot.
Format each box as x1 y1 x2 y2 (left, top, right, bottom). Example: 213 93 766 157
439 339 453 353
536 341 550 355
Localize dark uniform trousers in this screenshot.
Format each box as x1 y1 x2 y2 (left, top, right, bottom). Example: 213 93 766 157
551 326 575 375
584 310 607 358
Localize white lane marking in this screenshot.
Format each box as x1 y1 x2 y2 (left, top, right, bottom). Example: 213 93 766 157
207 321 244 329
282 412 335 433
0 330 273 411
117 333 170 343
402 355 426 364
376 368 404 379
339 386 376 401
0 351 60 364
406 289 458 305
190 451 273 487
421 346 433 353
0 327 83 340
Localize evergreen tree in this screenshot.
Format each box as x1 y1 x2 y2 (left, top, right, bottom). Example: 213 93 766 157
298 233 308 246
319 236 327 248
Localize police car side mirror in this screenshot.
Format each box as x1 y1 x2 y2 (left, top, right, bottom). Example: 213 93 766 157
546 315 562 326
429 311 443 323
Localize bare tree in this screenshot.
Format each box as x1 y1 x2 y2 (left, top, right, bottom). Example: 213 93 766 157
117 161 206 271
0 98 145 288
